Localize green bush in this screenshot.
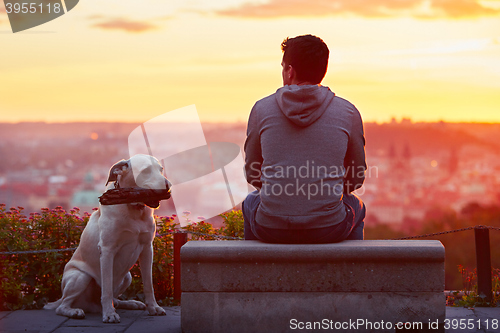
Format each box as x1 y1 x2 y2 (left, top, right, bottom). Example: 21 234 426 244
219 210 244 239
0 204 88 310
365 203 500 290
448 265 500 307
0 205 244 310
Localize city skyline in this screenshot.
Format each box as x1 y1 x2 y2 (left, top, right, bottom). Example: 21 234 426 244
1 120 499 222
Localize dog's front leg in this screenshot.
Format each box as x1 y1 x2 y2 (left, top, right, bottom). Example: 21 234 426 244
99 245 121 323
139 244 166 316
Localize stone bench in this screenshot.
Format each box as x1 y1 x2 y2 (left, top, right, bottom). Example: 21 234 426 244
181 240 445 333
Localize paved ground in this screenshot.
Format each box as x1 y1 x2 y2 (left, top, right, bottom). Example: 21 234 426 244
0 306 499 332
0 306 181 333
446 307 500 333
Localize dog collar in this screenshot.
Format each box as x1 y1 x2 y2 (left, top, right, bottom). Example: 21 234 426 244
130 203 146 210
129 202 160 210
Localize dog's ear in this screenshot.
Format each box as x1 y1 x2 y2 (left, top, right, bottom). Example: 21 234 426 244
105 159 130 186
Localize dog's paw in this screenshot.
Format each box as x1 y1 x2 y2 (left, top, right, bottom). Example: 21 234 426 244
131 300 147 310
115 299 146 310
69 308 86 319
56 307 85 319
147 305 166 316
102 311 121 323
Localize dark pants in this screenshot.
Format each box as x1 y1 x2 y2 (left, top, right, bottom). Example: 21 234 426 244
242 190 365 243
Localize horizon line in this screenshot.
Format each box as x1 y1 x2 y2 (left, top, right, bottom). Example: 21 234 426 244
1 120 500 125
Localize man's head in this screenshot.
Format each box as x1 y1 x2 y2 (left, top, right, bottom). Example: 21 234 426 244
281 34 329 86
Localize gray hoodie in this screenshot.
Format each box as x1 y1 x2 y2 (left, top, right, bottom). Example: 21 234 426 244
244 84 366 230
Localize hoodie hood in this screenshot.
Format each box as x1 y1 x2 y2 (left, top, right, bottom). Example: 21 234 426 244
275 85 335 127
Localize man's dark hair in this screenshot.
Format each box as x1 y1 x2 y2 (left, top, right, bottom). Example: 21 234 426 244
281 35 329 84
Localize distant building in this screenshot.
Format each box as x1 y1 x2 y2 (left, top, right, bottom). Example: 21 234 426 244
71 172 101 213
389 144 396 160
403 143 411 160
448 149 459 175
367 200 405 225
401 118 412 126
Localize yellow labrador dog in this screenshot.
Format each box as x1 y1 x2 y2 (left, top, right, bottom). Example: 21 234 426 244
45 155 169 323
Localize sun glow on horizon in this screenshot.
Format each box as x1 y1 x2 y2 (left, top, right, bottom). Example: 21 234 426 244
1 0 500 124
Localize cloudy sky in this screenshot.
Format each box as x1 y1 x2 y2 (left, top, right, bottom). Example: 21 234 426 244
1 0 500 123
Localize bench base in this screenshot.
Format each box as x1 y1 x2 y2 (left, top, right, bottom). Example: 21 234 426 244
182 292 445 333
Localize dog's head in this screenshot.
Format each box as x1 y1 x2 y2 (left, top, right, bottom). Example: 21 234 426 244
106 155 171 207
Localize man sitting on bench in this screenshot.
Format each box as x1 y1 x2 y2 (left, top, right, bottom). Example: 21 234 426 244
242 34 366 243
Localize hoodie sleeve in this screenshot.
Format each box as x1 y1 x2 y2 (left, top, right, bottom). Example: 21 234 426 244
244 103 263 190
344 105 367 193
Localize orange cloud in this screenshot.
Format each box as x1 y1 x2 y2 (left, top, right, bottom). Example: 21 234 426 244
216 0 500 19
91 17 158 33
429 0 500 17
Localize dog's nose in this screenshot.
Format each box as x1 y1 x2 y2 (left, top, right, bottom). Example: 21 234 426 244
165 179 172 190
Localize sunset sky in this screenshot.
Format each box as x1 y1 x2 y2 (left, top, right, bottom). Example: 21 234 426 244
1 0 500 124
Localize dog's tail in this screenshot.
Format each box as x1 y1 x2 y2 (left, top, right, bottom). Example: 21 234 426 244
43 298 62 310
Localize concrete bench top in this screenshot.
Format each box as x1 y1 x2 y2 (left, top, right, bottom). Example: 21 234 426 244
181 240 445 293
181 240 445 263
